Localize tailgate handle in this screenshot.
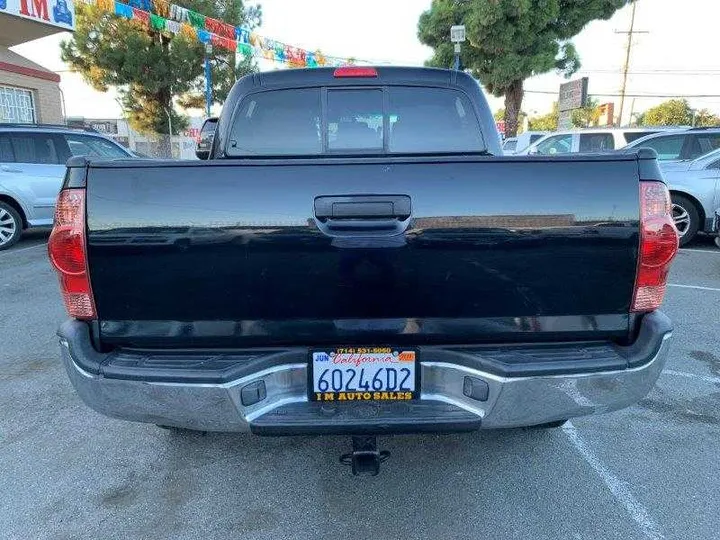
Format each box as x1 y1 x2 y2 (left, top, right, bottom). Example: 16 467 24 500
314 195 411 220
314 195 412 236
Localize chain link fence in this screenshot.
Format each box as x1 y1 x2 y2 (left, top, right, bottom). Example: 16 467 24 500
131 133 199 159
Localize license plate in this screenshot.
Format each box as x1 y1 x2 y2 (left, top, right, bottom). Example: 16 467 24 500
310 347 418 402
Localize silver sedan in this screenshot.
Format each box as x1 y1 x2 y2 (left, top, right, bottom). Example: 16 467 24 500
660 148 720 246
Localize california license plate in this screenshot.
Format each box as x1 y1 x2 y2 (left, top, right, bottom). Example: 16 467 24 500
310 347 418 402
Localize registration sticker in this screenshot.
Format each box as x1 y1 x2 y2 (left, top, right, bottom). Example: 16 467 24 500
310 347 418 402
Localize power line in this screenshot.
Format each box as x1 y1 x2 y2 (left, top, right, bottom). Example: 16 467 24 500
579 70 720 76
583 68 720 73
577 66 720 72
524 90 720 98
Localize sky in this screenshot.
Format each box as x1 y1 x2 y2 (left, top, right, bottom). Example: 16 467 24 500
11 0 720 121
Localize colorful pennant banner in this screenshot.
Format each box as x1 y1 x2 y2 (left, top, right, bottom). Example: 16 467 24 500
85 0 355 68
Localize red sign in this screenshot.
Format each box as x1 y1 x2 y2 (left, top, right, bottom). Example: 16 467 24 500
19 0 49 20
496 121 506 135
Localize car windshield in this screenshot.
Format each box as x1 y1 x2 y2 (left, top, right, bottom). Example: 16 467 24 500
534 134 572 154
624 131 660 143
691 133 720 158
633 134 686 160
65 135 129 158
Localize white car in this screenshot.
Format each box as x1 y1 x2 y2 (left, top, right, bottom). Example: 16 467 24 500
502 131 549 154
517 127 678 156
0 124 134 249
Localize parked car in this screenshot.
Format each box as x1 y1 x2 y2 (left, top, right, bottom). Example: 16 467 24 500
50 67 677 476
658 147 720 245
502 131 549 154
623 127 720 162
195 117 218 159
502 137 518 153
0 123 133 250
517 127 677 156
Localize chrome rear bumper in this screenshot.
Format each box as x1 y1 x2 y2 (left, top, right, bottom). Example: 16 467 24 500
59 313 672 433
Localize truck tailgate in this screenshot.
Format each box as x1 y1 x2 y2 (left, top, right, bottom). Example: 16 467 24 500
85 155 640 347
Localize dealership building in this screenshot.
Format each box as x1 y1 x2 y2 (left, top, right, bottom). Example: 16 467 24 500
0 0 74 123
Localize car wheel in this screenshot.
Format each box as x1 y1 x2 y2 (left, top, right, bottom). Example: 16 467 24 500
671 195 700 247
0 202 22 250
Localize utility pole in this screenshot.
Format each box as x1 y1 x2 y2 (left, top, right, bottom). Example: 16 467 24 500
615 1 648 126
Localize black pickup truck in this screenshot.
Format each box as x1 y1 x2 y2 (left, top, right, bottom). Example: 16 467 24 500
50 67 678 474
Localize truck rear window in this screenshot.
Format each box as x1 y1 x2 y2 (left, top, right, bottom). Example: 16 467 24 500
226 87 485 156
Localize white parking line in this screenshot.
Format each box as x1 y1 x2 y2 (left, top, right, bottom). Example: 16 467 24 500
0 243 46 256
668 283 720 292
680 248 720 255
663 369 720 385
562 422 664 540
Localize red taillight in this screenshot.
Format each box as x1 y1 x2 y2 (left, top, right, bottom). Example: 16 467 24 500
333 66 378 78
632 182 679 312
48 189 96 319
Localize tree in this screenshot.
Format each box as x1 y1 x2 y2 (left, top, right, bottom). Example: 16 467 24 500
571 97 601 127
692 108 720 127
641 99 693 126
418 0 630 137
639 100 720 127
61 0 261 141
528 103 558 131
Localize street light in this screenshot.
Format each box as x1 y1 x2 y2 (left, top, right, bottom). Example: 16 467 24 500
450 25 466 71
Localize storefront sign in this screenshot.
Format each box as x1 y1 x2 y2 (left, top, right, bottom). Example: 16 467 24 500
0 0 75 31
558 77 589 129
558 77 588 112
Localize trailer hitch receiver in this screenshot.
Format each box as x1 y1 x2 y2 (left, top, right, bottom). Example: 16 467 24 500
340 436 390 476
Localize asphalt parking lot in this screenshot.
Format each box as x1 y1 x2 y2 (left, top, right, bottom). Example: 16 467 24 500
1 231 719 540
